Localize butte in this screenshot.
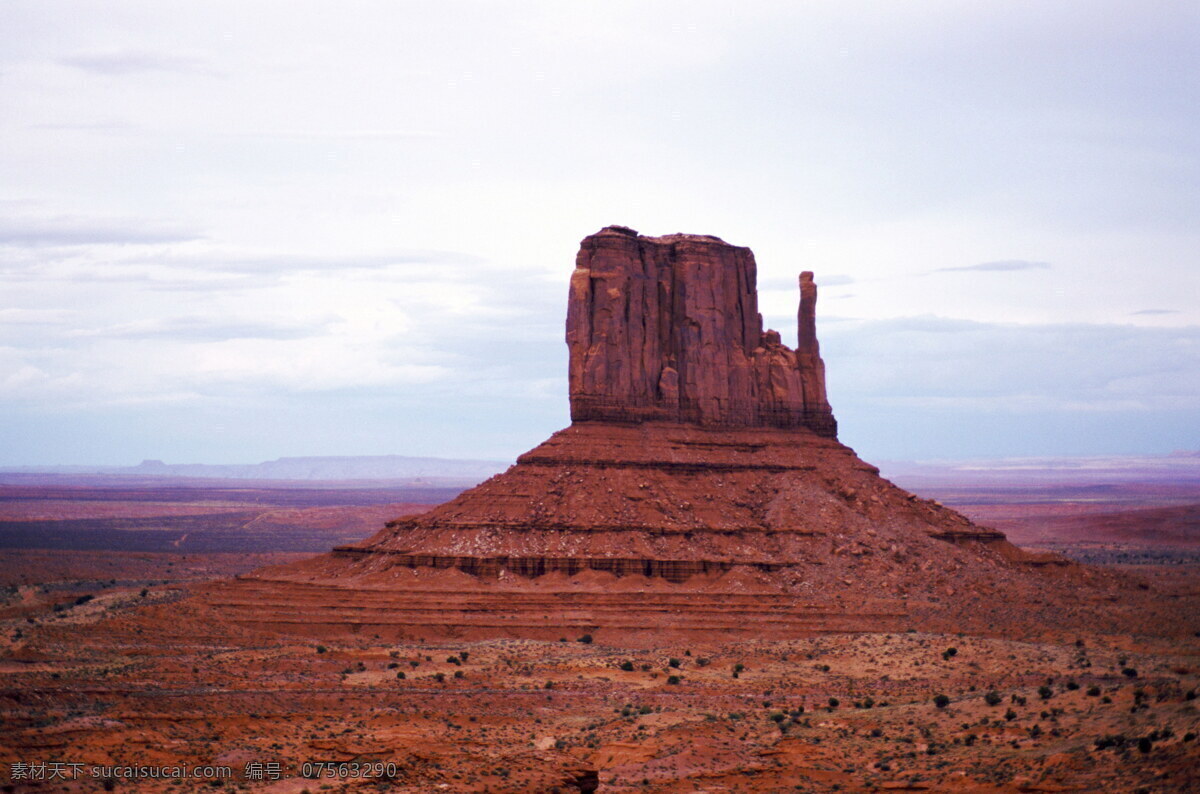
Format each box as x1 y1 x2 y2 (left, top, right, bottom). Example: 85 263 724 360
205 226 1132 645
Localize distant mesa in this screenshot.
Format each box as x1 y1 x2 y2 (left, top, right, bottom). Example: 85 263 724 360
0 455 508 485
205 226 1143 645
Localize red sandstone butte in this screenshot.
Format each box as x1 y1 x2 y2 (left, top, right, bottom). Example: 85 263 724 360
567 226 836 436
203 226 1144 646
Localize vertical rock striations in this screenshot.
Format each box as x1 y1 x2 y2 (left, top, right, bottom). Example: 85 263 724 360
567 225 837 437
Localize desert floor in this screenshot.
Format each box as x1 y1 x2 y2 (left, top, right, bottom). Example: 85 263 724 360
1 476 1197 792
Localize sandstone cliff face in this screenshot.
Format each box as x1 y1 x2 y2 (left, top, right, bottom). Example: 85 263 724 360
567 226 836 436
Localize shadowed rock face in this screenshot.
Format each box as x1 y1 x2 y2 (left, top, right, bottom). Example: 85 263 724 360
567 226 836 437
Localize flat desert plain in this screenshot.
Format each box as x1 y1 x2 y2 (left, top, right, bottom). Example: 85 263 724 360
1 471 1197 793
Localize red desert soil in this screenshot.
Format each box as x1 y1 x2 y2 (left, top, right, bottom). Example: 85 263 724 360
0 481 438 554
2 227 1198 791
2 596 1198 792
956 502 1200 548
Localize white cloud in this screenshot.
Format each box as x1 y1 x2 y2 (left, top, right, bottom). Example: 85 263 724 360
66 315 334 341
823 316 1200 414
0 308 75 325
0 215 202 247
58 49 214 76
937 260 1051 273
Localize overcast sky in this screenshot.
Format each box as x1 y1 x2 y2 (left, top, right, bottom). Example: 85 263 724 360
2 1 1197 465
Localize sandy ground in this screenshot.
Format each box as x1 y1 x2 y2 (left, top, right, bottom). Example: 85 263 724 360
1 557 1198 793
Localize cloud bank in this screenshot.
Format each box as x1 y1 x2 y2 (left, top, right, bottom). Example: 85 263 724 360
0 2 1196 464
938 260 1052 273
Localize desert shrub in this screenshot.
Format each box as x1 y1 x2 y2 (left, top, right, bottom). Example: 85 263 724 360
1038 685 1053 700
454 670 464 679
933 694 950 709
668 658 681 669
315 645 327 654
619 661 634 672
578 634 593 644
984 690 1002 706
1004 709 1017 721
396 672 405 679
434 672 445 682
667 675 681 685
1086 685 1100 696
696 657 710 667
769 711 785 723
1122 667 1138 678
1066 680 1079 690
942 647 957 661
828 697 840 709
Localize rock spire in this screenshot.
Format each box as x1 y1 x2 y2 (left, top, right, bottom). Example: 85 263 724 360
566 225 836 436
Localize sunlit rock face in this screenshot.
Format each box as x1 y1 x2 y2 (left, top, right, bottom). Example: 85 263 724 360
566 225 836 437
